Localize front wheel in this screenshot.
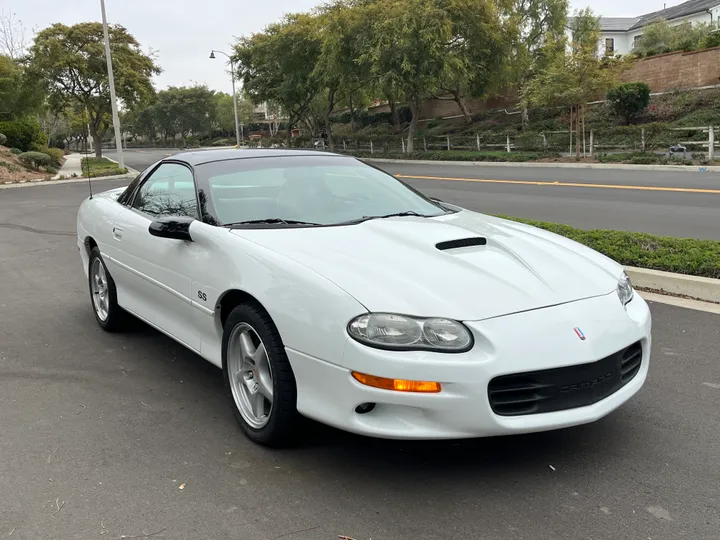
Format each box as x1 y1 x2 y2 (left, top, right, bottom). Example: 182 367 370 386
88 247 127 332
222 303 300 447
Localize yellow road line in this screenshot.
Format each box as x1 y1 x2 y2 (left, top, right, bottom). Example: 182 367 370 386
395 174 720 194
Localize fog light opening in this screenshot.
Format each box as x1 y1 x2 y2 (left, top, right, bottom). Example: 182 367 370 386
354 402 376 415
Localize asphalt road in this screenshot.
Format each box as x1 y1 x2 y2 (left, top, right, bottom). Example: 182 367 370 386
1 180 720 540
106 148 720 240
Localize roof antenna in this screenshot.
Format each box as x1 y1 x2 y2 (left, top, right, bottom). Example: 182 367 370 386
81 106 93 199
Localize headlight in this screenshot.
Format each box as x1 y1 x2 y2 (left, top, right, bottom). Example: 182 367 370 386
617 272 634 305
347 313 473 352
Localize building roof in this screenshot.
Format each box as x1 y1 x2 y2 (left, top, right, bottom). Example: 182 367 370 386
596 0 720 32
597 17 642 31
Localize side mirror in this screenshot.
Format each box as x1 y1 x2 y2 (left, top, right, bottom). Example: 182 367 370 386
148 216 194 241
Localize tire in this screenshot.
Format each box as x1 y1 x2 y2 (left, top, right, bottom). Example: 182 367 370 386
222 303 300 447
88 247 126 332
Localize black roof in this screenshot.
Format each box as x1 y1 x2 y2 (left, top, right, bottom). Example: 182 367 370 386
593 0 720 32
635 0 720 29
167 148 345 166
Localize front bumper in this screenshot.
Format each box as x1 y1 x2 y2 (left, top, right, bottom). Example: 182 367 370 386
288 291 652 440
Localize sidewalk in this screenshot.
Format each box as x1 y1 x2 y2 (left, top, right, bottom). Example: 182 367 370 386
53 153 85 179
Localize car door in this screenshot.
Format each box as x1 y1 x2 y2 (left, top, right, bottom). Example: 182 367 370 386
110 162 201 351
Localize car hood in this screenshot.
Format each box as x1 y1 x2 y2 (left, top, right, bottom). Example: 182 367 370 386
231 210 622 321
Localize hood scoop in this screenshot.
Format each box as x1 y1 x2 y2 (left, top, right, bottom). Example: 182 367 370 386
436 237 488 251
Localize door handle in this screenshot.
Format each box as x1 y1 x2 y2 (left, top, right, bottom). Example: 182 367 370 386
113 226 124 240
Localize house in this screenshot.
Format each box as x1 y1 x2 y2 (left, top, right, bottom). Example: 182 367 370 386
574 0 720 55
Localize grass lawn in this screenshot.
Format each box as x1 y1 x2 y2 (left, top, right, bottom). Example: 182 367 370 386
80 157 128 178
497 215 720 279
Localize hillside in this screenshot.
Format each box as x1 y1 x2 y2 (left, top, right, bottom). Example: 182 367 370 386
0 146 50 183
330 88 720 142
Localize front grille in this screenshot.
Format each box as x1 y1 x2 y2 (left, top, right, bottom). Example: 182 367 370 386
488 342 643 416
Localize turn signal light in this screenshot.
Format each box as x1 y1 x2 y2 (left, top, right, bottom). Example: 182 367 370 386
351 372 441 393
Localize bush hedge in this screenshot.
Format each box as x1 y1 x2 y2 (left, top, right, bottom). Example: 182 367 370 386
0 132 6 146
0 119 47 152
350 149 557 162
18 151 53 169
497 215 720 279
34 146 64 168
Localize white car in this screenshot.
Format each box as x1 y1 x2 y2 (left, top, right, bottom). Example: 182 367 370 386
77 149 652 446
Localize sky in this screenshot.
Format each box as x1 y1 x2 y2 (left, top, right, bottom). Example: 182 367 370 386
5 0 689 94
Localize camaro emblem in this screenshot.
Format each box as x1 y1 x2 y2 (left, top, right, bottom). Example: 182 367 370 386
574 327 586 341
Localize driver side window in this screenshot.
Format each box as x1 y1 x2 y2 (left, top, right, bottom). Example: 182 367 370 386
132 163 198 219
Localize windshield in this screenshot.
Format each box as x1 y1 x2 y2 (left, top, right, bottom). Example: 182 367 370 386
194 155 450 227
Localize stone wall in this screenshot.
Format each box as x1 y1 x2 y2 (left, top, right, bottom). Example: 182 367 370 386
619 47 720 92
362 47 720 121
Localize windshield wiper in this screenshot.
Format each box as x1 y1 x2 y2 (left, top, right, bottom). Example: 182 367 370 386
225 218 321 227
347 211 429 224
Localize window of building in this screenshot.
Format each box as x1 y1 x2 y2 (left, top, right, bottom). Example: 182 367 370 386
605 38 615 55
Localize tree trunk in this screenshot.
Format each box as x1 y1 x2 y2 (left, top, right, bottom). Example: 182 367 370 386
349 94 355 136
450 90 472 124
286 118 293 147
89 123 102 159
407 97 420 153
575 105 581 158
389 99 399 126
325 87 336 150
521 106 530 130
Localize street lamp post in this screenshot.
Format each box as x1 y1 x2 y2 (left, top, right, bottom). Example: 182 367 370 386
100 0 124 169
210 49 241 148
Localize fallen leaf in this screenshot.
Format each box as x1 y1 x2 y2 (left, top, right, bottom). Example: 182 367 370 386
179 483 186 490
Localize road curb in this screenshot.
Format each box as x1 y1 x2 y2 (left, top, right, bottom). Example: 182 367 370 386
625 266 720 303
0 173 135 190
364 157 720 173
105 155 141 175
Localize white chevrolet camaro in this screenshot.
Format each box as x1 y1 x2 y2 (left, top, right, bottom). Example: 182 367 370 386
77 149 652 446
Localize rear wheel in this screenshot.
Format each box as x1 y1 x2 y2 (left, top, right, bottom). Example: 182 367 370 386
88 247 126 332
222 303 300 447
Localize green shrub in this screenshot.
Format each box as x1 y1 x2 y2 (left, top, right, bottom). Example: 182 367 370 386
0 132 6 146
607 82 651 125
18 151 52 169
0 119 47 152
597 152 659 164
34 146 64 167
10 147 22 155
351 149 557 162
0 161 21 172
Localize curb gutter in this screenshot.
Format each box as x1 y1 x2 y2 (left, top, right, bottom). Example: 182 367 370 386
364 157 720 173
0 172 135 190
625 266 720 304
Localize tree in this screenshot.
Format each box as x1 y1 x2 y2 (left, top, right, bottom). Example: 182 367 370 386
159 85 216 143
362 0 460 152
314 0 372 145
28 22 160 157
432 0 508 123
499 0 569 128
632 19 720 56
0 10 29 60
0 54 43 121
606 82 651 125
214 92 255 137
234 13 322 146
523 9 618 156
